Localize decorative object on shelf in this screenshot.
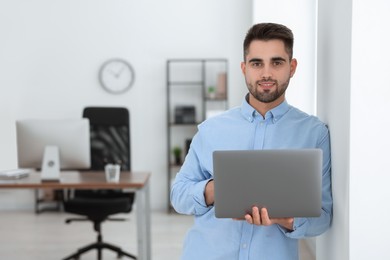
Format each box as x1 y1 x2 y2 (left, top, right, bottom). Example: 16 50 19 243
174 106 196 124
207 86 216 99
99 58 135 94
172 146 183 165
216 72 227 98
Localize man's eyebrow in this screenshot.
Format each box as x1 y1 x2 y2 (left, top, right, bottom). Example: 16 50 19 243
248 57 287 63
271 57 287 62
248 58 263 63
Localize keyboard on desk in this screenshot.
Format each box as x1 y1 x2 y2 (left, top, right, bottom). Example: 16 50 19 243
0 169 31 180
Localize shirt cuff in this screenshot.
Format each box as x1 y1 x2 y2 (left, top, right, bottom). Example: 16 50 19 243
280 217 309 238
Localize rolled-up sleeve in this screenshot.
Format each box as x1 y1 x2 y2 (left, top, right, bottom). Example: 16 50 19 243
170 132 213 216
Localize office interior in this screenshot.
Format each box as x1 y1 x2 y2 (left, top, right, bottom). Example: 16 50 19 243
1 0 389 259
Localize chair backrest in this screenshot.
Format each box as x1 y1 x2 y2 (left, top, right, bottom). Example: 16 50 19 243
83 107 131 171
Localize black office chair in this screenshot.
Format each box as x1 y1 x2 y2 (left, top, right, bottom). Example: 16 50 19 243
63 107 137 260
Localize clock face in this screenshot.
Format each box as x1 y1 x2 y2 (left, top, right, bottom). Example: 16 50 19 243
99 59 135 94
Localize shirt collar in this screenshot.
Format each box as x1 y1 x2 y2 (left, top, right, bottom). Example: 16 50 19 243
240 93 290 123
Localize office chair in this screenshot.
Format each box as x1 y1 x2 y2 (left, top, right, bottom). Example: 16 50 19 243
63 107 137 260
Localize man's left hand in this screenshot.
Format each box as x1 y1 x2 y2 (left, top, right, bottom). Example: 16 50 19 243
244 206 294 231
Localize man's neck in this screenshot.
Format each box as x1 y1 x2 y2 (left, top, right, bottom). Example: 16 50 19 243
248 94 285 118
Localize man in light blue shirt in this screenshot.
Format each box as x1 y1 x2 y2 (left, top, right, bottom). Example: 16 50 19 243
170 23 332 260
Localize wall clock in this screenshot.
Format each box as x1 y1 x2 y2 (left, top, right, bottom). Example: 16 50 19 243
99 58 135 94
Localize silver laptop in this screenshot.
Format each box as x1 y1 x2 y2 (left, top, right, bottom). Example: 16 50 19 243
213 149 322 218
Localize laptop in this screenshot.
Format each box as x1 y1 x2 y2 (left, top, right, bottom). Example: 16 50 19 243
213 149 322 219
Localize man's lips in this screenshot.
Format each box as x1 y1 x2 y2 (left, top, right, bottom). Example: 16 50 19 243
258 81 276 90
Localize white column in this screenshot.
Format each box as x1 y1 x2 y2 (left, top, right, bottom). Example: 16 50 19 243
317 0 390 259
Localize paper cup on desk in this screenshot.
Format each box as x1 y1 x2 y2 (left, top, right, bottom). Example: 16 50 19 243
104 164 121 182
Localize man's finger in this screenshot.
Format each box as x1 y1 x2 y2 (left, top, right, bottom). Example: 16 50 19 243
245 214 253 224
252 206 261 225
260 207 272 225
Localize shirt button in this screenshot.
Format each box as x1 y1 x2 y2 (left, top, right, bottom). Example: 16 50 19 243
242 243 247 248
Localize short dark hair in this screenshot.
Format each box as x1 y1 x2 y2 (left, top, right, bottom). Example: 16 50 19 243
243 23 294 61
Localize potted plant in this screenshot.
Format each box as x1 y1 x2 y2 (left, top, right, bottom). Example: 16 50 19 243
207 86 216 99
172 146 182 165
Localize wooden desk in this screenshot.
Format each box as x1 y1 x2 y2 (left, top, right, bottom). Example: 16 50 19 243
0 170 152 260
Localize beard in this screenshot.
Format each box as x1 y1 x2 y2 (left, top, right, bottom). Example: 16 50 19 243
246 77 290 103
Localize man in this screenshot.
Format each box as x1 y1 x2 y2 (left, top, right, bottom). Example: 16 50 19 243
170 23 332 260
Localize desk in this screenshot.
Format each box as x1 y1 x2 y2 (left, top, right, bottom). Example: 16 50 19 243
0 170 151 260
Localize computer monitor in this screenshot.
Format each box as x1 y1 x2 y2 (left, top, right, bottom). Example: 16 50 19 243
16 118 91 181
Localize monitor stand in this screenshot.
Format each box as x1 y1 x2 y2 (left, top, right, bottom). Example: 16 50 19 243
41 146 60 182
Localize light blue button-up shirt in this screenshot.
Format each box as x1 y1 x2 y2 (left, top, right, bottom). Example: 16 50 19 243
171 97 332 260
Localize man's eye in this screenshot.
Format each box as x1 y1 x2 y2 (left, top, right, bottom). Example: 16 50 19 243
251 62 262 68
273 61 283 66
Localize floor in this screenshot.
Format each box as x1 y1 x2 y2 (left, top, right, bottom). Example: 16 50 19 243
0 210 315 260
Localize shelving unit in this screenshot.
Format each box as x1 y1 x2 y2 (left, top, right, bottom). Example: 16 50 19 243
166 58 228 212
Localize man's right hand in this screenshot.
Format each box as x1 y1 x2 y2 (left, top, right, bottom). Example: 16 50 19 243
204 179 214 206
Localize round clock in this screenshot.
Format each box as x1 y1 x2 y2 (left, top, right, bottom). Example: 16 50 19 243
99 58 135 94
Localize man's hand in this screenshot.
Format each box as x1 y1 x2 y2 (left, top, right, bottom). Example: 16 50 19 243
204 180 214 206
244 206 294 231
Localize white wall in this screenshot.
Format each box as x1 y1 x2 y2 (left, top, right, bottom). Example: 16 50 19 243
317 0 390 259
0 0 252 211
349 0 390 259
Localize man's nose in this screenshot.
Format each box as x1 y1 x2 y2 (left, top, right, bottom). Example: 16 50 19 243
260 64 273 79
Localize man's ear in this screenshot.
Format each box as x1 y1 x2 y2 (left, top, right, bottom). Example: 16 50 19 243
290 58 297 78
241 62 246 75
